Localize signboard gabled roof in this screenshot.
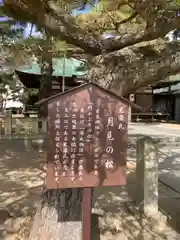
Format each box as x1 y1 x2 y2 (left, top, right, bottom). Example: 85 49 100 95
35 82 131 106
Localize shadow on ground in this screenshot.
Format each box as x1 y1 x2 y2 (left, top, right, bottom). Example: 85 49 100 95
91 135 180 239
0 139 45 239
91 172 180 239
0 138 180 239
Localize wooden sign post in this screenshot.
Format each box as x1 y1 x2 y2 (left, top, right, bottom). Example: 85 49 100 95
82 188 92 240
37 82 129 240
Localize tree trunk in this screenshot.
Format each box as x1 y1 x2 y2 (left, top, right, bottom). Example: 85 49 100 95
30 34 84 239
29 188 82 240
0 94 3 112
38 58 53 118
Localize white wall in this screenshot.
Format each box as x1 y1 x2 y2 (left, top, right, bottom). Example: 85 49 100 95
2 85 24 109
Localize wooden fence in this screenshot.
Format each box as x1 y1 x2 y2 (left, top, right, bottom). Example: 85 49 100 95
0 113 47 136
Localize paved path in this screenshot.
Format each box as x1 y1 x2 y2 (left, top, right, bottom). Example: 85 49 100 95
129 122 180 137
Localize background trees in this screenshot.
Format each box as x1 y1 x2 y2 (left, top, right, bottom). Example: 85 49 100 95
0 10 25 111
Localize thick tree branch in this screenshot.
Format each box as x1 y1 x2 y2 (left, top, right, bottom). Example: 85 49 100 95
102 1 180 52
130 0 180 35
102 31 151 53
3 0 180 56
87 40 180 96
39 4 180 55
37 13 104 55
4 0 180 56
102 2 180 52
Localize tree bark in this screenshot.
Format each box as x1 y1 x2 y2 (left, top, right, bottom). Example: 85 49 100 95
87 40 180 95
29 188 82 240
38 32 53 118
31 33 83 240
38 59 53 117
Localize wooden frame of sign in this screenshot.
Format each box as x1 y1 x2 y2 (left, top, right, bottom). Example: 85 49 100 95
37 82 129 240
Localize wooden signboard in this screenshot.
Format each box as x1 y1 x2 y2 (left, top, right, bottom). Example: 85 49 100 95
43 82 129 189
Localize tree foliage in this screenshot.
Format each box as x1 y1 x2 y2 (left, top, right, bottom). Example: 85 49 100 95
1 1 180 95
0 14 29 110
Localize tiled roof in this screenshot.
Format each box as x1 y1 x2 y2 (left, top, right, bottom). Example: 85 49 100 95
16 58 87 77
